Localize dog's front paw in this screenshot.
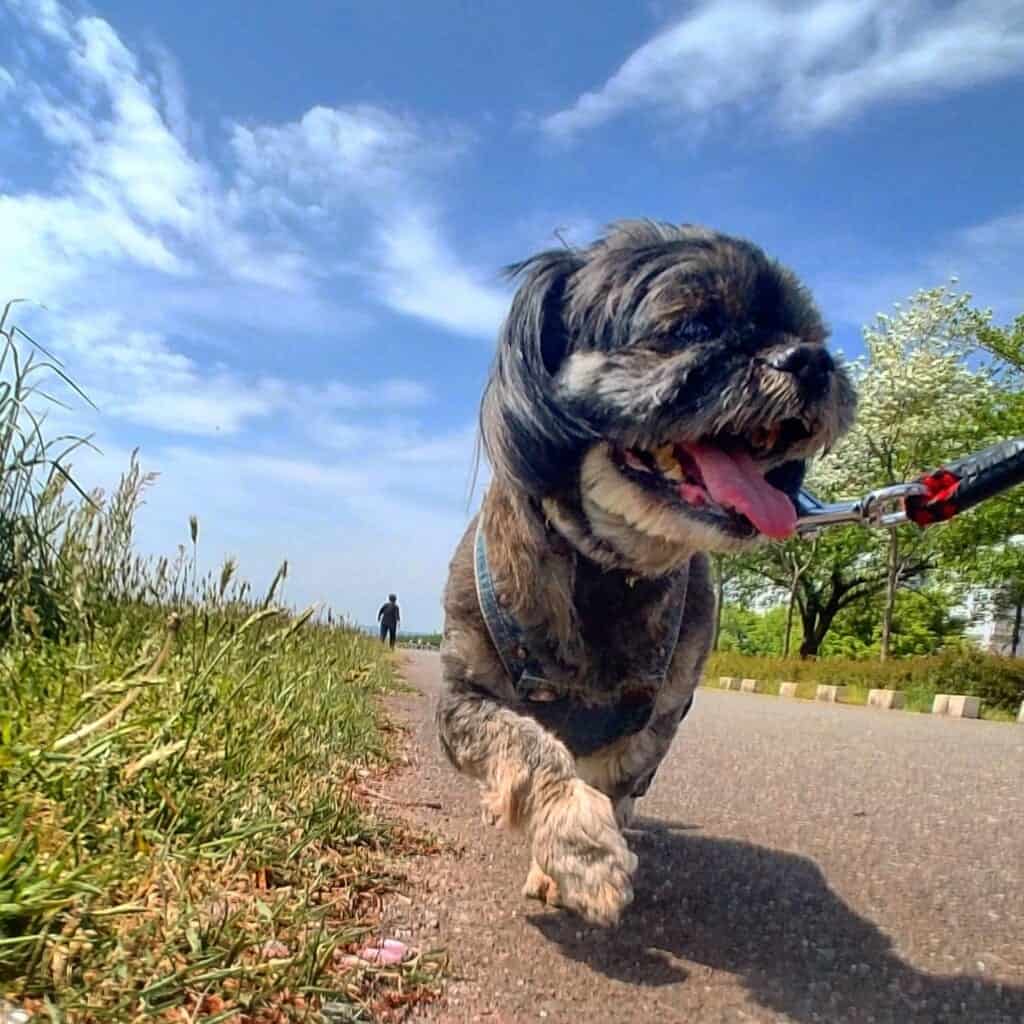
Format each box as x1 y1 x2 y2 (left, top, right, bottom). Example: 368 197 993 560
522 859 561 906
532 779 637 927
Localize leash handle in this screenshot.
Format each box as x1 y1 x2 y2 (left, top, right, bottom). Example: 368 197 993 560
904 437 1024 526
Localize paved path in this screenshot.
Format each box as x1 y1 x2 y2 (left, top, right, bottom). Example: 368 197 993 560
380 652 1024 1023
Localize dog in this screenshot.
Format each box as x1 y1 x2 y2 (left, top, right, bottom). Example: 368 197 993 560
436 221 856 926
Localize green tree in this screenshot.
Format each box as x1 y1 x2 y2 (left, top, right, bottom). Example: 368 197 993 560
728 529 922 658
717 602 796 656
813 284 996 659
944 313 1024 654
821 586 966 658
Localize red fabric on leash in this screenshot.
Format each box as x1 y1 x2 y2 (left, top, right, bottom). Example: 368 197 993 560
904 469 961 526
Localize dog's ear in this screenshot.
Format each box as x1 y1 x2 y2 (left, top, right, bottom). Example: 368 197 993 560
504 249 580 375
480 249 594 495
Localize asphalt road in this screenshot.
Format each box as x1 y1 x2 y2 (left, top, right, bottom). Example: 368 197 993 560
379 652 1024 1023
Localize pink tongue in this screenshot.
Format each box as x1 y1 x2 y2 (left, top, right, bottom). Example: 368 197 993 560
680 443 797 539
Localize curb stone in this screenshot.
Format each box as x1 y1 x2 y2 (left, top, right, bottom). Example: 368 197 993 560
701 675 1003 723
868 689 906 710
932 694 981 719
816 684 847 703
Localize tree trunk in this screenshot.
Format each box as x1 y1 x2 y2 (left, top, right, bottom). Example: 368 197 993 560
879 530 899 661
1012 596 1023 658
713 559 724 651
798 599 823 659
783 541 817 658
798 584 850 659
783 585 796 658
798 633 820 659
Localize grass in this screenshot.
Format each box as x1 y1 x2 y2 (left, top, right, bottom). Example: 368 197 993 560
0 310 443 1021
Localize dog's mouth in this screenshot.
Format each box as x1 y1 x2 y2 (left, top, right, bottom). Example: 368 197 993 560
611 418 815 540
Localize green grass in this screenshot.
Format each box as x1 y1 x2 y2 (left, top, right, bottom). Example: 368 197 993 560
0 310 443 1021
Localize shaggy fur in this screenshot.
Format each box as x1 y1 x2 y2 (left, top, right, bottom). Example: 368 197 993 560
437 221 856 926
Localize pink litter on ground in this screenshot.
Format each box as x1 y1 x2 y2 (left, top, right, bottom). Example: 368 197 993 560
356 938 409 965
260 940 290 959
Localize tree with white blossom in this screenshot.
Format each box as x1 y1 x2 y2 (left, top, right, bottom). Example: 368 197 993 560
813 283 996 659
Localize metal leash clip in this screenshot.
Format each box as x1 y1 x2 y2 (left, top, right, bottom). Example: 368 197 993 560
794 482 929 536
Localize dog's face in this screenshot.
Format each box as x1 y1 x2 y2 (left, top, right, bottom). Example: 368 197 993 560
481 222 856 573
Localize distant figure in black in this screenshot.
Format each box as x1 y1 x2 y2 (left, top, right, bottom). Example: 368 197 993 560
378 594 400 648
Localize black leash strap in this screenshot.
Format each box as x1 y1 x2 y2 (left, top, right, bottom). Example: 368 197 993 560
904 437 1024 526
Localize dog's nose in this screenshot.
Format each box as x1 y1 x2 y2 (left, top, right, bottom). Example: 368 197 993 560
767 344 834 397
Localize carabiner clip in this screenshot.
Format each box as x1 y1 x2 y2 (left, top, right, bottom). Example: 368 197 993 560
859 483 929 528
794 482 929 536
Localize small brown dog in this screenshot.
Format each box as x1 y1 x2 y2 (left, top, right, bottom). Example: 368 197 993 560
437 222 856 925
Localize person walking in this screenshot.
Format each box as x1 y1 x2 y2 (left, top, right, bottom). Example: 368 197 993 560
378 593 400 649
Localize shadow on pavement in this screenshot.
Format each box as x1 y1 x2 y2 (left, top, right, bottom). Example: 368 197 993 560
530 827 1024 1024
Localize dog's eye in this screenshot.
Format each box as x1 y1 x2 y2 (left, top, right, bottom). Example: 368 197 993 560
673 321 711 344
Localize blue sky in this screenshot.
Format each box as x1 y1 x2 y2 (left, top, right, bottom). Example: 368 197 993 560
1 0 1023 631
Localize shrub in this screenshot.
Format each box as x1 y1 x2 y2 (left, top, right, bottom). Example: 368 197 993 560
705 649 1024 713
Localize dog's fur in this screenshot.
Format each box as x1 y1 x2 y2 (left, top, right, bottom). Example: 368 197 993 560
437 222 856 926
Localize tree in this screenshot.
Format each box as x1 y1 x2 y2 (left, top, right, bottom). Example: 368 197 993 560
729 529 930 658
943 313 1024 654
717 602 797 656
821 586 966 658
813 284 996 659
709 553 741 651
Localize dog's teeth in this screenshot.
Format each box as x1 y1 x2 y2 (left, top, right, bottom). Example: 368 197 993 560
624 451 651 473
750 425 780 452
653 445 685 480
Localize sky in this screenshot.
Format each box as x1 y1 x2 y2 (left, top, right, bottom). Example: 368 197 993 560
1 0 1023 631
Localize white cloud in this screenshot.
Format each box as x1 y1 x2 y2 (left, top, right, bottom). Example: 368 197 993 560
374 209 509 340
229 105 452 206
810 205 1024 334
19 308 438 439
0 0 508 447
543 0 1024 140
2 0 506 342
148 42 191 148
0 0 504 631
228 110 508 341
313 378 432 410
937 209 1024 318
7 0 71 42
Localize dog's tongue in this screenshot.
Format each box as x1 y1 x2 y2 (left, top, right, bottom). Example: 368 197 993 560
680 442 797 539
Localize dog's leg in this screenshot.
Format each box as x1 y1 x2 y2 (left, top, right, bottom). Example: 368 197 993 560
437 683 637 926
577 701 692 828
522 858 560 905
613 795 636 829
